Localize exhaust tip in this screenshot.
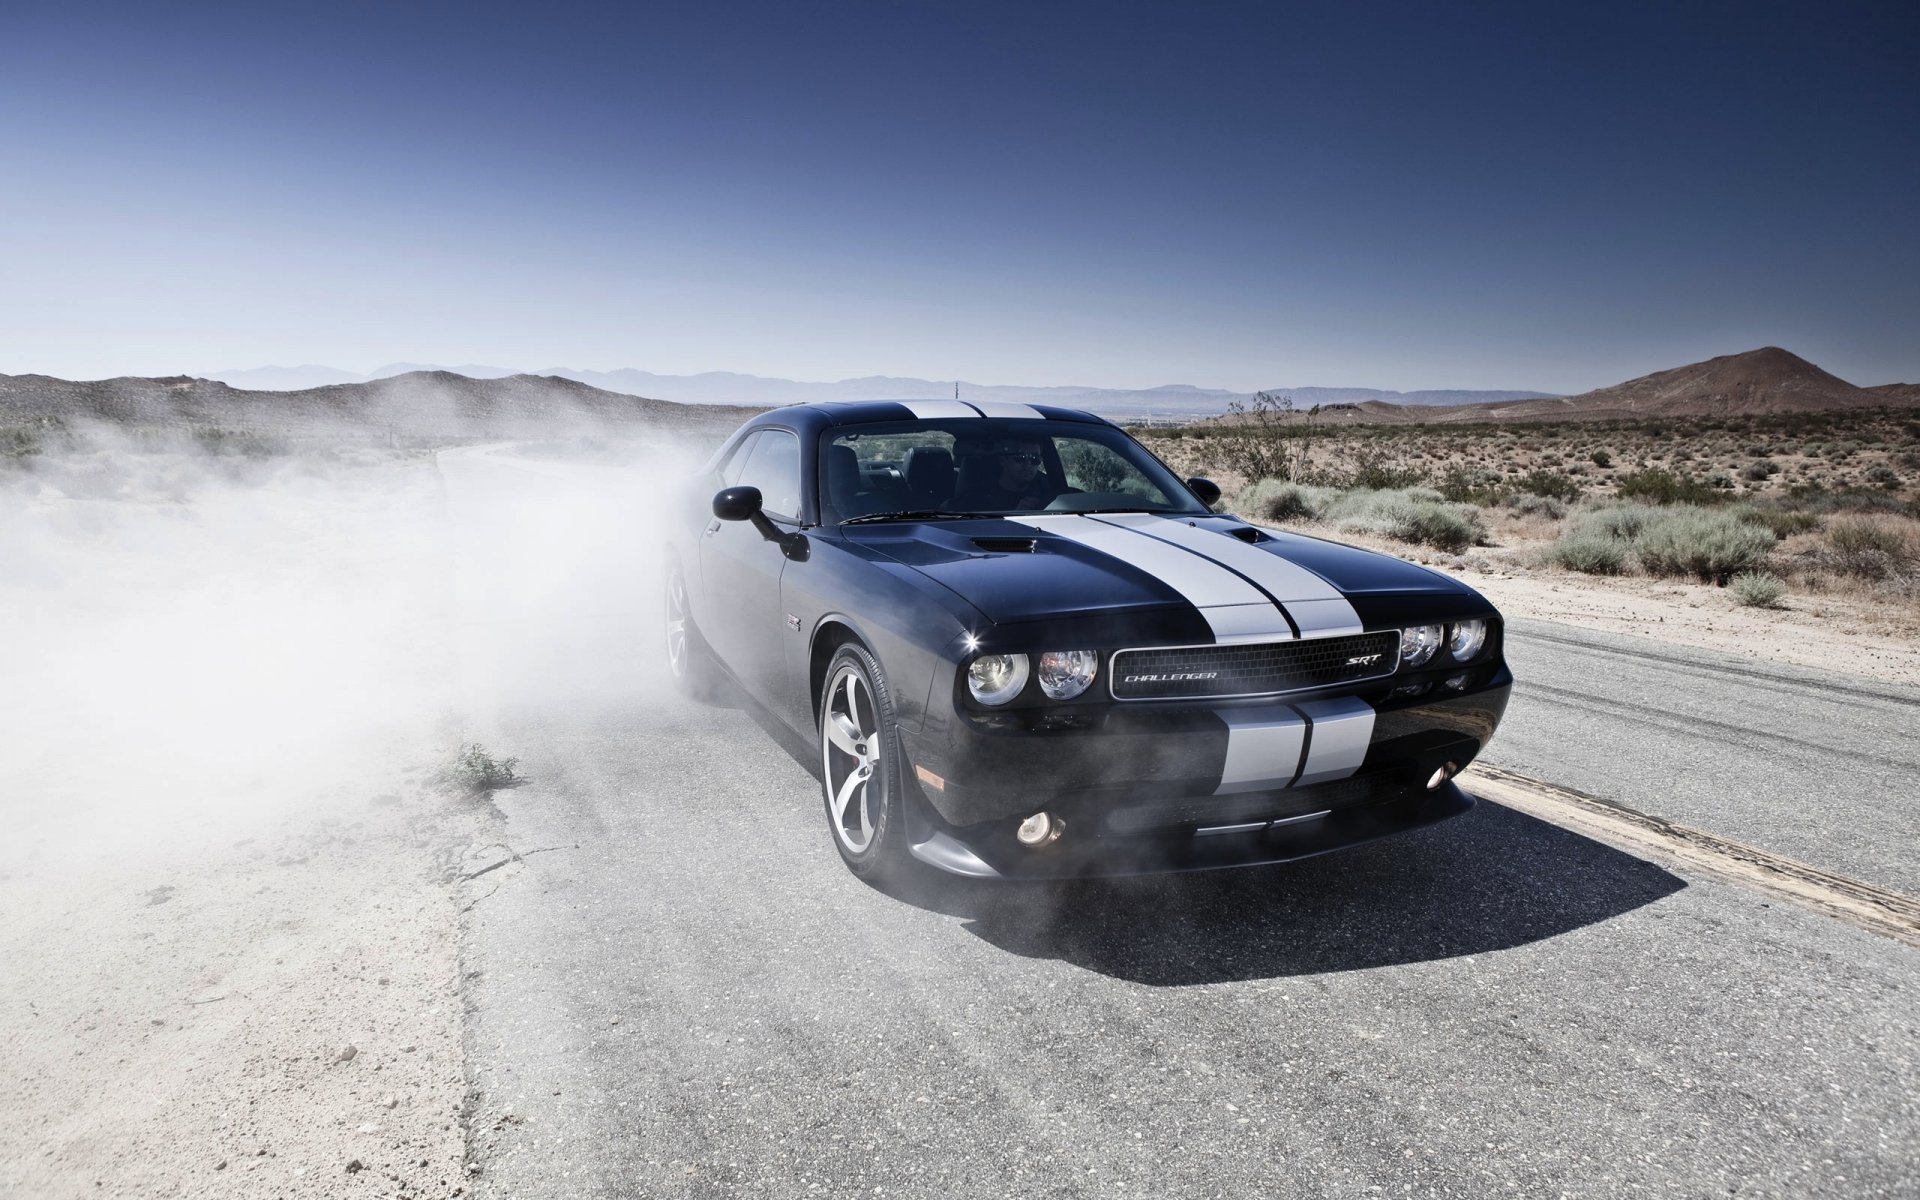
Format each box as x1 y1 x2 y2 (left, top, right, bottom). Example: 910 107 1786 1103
1426 762 1459 791
1016 811 1064 847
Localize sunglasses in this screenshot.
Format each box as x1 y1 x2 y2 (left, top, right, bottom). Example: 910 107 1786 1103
998 452 1042 464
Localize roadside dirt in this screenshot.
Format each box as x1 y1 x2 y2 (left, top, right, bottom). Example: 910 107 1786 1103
0 781 489 1199
1294 524 1920 689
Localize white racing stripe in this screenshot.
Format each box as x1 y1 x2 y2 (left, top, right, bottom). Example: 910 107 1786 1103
1008 514 1290 641
898 400 981 420
968 400 1046 419
1294 696 1376 785
1214 706 1308 795
1090 513 1364 636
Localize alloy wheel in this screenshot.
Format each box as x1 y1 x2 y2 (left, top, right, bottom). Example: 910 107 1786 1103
820 664 882 852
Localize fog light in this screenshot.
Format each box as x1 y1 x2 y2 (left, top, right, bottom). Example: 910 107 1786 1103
1016 811 1064 846
1444 671 1472 690
1426 762 1459 791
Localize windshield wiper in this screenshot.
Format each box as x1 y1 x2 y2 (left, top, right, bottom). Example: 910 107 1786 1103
842 509 1001 524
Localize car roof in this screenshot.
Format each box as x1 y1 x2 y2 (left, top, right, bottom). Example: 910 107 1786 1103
788 400 1112 429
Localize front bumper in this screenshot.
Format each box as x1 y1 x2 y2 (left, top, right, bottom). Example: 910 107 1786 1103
907 779 1476 880
894 667 1510 879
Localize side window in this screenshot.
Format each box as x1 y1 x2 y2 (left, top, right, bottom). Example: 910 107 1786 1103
718 432 760 486
734 429 803 520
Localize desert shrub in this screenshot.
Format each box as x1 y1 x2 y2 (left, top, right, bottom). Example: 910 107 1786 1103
435 742 522 795
1741 460 1779 482
1736 507 1821 537
1865 464 1900 488
1633 508 1776 584
1572 502 1661 541
1590 449 1613 467
1208 392 1318 483
1729 572 1787 608
1824 518 1914 579
1517 468 1583 502
1435 465 1507 505
1320 488 1486 553
1707 472 1736 490
1327 444 1427 490
1542 533 1627 574
1506 492 1569 519
1236 478 1332 522
1616 467 1726 506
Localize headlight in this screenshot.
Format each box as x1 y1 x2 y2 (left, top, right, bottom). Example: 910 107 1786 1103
1400 624 1442 668
1448 619 1487 661
967 653 1029 705
1036 650 1098 700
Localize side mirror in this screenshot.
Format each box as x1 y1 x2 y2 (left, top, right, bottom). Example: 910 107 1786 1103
1186 477 1222 506
713 486 763 522
712 485 810 561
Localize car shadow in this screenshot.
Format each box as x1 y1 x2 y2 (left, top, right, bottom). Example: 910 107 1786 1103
727 691 1685 984
884 798 1686 985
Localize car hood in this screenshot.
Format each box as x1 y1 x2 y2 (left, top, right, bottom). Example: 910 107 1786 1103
845 512 1473 632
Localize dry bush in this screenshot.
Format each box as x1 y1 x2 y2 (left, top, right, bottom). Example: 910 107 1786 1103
1729 571 1787 608
1633 508 1777 584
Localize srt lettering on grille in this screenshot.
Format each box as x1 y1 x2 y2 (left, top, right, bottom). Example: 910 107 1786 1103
1126 672 1220 682
1346 654 1383 666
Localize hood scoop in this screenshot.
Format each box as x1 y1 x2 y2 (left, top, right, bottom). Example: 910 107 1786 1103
971 536 1038 554
1225 525 1268 544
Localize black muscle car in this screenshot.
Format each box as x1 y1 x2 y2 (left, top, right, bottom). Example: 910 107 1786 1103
666 400 1511 880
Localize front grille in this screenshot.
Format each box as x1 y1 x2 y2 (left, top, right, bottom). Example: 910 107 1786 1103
1110 630 1400 700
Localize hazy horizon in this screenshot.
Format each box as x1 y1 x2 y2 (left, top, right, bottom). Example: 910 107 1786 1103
3 1 1915 392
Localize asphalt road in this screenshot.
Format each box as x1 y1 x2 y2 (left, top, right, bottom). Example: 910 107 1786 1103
447 453 1918 1198
1489 618 1920 895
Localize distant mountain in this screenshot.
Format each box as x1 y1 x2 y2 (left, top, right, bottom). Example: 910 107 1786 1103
200 363 1557 418
1287 348 1920 425
0 371 753 440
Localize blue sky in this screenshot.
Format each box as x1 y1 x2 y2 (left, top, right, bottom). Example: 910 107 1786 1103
2 0 1915 392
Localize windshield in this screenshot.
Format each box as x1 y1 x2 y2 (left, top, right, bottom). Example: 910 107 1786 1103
819 419 1208 524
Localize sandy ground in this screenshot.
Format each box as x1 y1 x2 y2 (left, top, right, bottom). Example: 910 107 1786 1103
4 435 1916 1199
0 783 489 1200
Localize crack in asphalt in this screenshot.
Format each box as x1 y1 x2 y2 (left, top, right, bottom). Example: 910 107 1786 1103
1511 623 1920 708
1515 680 1920 774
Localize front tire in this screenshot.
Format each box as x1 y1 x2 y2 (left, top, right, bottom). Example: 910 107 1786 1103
817 643 915 880
665 562 722 703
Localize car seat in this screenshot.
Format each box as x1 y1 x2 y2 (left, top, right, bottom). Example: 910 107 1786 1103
902 447 955 509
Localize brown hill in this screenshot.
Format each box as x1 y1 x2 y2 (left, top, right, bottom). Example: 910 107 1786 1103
1272 348 1920 426
0 371 757 440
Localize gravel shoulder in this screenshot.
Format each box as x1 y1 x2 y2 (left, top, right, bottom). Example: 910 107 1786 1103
0 782 485 1199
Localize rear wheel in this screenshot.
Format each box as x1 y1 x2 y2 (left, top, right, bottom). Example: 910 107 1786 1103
665 563 722 703
818 643 915 880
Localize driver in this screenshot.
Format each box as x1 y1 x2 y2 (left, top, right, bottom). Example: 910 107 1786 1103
952 435 1061 512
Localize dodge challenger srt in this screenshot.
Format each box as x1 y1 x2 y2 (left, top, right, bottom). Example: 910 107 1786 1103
665 400 1511 880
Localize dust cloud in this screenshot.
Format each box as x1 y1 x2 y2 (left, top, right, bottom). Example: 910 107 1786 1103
0 419 705 874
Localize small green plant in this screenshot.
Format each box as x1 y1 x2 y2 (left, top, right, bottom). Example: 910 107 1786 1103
1590 449 1613 467
1729 572 1787 608
436 742 522 795
1542 533 1628 574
